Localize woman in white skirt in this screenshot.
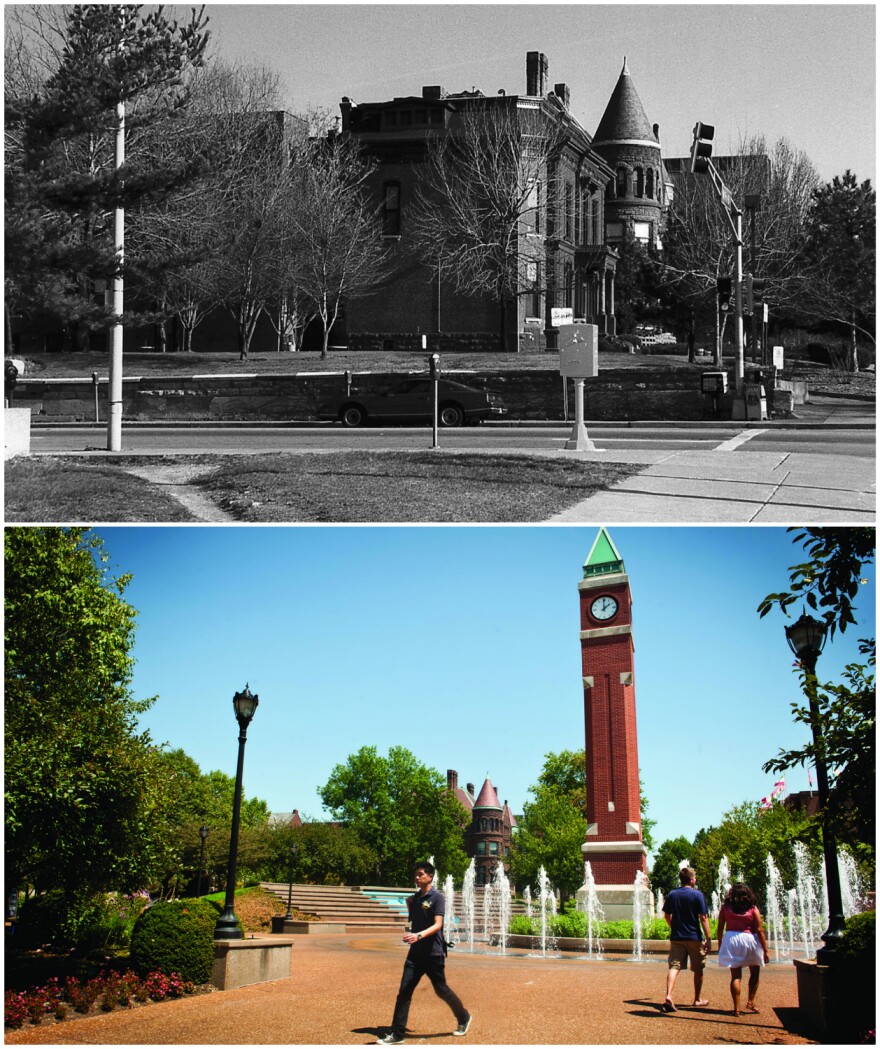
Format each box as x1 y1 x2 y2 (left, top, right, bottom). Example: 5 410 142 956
716 882 771 1015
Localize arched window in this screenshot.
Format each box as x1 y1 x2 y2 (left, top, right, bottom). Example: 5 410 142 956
635 167 644 197
646 168 654 198
616 168 627 198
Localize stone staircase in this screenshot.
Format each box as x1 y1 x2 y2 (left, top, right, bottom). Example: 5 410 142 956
260 883 410 932
261 882 529 935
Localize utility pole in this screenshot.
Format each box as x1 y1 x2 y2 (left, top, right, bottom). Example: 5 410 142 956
745 194 762 363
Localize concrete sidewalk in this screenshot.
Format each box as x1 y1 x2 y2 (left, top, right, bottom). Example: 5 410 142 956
4 933 819 1045
547 449 875 523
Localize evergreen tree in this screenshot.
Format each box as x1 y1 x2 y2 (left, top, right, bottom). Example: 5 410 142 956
799 171 875 371
5 4 209 347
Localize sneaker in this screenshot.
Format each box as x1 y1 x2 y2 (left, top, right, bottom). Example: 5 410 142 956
453 1015 473 1037
376 1034 404 1045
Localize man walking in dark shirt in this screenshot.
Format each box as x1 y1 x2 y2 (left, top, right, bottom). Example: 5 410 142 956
377 861 472 1044
662 866 712 1012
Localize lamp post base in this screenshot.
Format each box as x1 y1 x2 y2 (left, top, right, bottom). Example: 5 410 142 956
214 910 244 940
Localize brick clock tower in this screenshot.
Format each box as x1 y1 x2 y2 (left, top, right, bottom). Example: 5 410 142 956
576 528 651 919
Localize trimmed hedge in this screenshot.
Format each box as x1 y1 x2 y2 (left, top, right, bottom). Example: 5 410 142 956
831 910 875 1041
129 899 218 984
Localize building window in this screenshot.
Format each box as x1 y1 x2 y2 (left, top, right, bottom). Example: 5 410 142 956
634 221 651 244
635 167 645 197
477 842 486 855
564 262 574 309
616 168 627 198
382 181 400 236
646 168 654 198
490 842 499 854
526 179 542 234
564 182 574 241
528 261 542 317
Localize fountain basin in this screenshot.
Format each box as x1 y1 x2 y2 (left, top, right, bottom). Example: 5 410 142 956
502 935 668 954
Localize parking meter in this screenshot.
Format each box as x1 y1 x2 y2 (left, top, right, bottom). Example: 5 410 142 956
429 353 441 380
345 369 352 397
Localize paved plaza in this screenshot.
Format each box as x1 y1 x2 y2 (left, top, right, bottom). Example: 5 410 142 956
5 934 819 1045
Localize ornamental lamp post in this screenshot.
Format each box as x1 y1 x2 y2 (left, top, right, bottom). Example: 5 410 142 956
285 844 297 921
214 684 259 940
197 825 209 897
783 612 846 963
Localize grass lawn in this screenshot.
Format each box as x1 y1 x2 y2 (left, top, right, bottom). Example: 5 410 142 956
5 452 642 523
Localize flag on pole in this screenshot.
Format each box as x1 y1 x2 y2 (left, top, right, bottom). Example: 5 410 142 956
759 796 772 812
808 768 814 789
771 777 786 798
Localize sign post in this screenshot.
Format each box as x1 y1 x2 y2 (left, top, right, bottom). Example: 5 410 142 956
558 325 599 451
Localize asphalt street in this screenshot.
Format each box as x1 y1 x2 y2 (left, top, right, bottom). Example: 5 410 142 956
28 421 875 458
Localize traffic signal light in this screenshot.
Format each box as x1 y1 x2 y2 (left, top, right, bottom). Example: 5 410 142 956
690 121 714 174
744 276 767 314
716 276 732 312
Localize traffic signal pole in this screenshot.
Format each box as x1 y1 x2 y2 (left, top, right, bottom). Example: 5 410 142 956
690 123 745 395
704 159 745 393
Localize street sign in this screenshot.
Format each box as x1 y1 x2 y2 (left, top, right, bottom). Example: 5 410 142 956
551 307 574 327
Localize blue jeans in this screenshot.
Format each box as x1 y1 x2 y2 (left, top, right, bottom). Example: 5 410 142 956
391 954 468 1037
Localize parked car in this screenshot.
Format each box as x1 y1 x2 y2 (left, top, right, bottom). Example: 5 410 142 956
318 377 507 427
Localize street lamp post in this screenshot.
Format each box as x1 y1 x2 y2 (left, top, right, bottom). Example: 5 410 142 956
284 844 297 921
214 684 259 940
784 612 846 963
197 825 209 898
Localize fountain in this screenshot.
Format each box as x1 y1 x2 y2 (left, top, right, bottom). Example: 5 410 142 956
631 870 651 961
765 853 788 960
536 866 558 957
580 861 605 960
655 889 664 919
461 859 476 953
839 845 864 917
523 885 533 920
443 874 457 945
793 842 821 957
715 855 731 905
491 861 511 954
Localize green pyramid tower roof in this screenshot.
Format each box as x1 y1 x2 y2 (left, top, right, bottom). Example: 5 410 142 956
583 528 624 578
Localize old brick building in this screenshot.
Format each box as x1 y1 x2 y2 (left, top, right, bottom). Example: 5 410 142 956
340 52 622 352
446 770 517 886
592 58 672 249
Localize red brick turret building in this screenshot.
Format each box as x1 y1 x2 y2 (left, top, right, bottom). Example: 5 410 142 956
447 770 517 886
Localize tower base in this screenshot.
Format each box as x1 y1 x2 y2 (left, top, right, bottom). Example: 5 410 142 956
576 883 657 923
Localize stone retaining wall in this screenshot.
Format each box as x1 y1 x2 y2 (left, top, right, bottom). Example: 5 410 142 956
17 366 734 423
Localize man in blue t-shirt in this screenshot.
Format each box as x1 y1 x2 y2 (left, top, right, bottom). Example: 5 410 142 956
662 866 712 1012
377 861 472 1044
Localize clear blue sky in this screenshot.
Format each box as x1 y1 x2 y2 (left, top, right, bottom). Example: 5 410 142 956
182 4 875 184
94 525 875 857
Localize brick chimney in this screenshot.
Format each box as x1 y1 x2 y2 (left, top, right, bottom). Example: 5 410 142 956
526 52 548 97
466 782 475 797
339 97 352 133
447 770 458 790
423 85 445 100
554 83 570 108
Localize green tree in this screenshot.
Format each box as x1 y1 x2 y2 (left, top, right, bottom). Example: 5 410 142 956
319 745 470 885
650 836 694 895
508 786 587 904
758 527 874 639
757 527 875 858
799 171 876 371
690 801 816 904
4 527 172 896
259 822 379 886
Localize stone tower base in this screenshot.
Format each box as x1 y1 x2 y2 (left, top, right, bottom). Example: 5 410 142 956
576 883 656 923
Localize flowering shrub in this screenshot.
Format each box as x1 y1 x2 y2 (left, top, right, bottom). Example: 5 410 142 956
4 968 194 1029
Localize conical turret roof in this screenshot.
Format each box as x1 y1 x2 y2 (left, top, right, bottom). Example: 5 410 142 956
473 778 502 810
593 58 658 147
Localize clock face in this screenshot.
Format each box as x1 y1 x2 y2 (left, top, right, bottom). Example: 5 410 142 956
590 595 619 621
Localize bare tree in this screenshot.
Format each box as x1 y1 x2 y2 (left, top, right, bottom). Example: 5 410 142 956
288 133 389 358
662 134 819 360
410 100 569 351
